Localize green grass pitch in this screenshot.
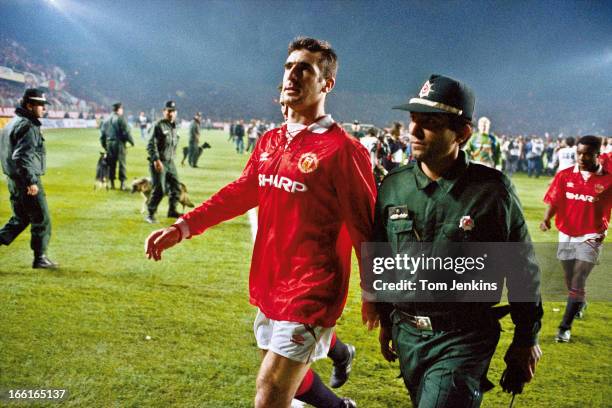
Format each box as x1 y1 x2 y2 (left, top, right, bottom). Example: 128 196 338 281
0 128 610 407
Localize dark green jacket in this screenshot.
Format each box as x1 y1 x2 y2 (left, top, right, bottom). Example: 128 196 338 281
147 119 179 162
372 151 543 346
0 107 46 185
100 112 134 148
189 119 200 146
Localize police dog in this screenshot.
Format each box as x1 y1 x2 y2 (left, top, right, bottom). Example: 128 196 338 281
131 177 195 214
94 152 110 190
181 142 212 166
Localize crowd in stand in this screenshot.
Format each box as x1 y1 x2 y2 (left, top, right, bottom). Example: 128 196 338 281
0 40 100 115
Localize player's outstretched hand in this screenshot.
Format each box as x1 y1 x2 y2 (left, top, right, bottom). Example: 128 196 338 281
145 226 181 261
361 301 380 331
539 219 551 231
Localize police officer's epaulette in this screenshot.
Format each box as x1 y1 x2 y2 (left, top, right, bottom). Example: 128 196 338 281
379 163 414 187
387 163 415 177
466 161 514 190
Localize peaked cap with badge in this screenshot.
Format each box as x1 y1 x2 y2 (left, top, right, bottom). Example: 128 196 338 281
393 74 475 121
165 100 177 111
22 88 50 106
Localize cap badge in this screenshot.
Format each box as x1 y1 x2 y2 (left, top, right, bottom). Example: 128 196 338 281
419 80 433 98
298 153 319 174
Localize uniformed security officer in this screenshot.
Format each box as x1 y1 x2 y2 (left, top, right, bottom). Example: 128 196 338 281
187 112 201 167
366 75 543 407
100 102 134 190
0 88 58 268
145 100 182 223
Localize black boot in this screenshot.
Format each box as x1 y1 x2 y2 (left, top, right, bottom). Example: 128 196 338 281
110 180 116 190
330 344 356 388
167 208 183 218
33 254 59 269
145 212 157 224
120 180 127 191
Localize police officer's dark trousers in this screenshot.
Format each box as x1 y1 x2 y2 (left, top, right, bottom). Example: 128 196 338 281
188 141 199 167
392 311 500 408
147 160 180 216
0 178 51 256
106 140 127 182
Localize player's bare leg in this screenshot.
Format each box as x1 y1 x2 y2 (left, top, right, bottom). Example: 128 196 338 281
560 260 575 290
255 350 310 408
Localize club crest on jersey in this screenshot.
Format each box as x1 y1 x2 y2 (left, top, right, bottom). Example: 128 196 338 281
594 184 604 193
419 80 433 98
260 152 270 162
298 152 319 174
566 182 574 188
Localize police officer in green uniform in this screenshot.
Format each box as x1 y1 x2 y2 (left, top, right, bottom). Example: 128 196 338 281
188 112 201 167
145 101 182 223
366 75 543 407
0 88 58 268
100 102 134 190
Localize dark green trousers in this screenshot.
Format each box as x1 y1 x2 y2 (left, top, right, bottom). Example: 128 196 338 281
392 312 500 408
147 160 180 216
106 140 127 182
188 141 200 167
0 178 51 256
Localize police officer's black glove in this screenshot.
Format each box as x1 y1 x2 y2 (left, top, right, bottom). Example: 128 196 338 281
500 364 527 394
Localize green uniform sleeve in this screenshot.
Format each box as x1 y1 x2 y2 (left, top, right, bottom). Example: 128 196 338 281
119 116 134 146
503 180 544 347
12 123 38 185
147 123 161 162
99 120 107 150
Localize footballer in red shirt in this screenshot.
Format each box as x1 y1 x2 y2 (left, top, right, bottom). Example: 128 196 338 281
599 151 612 174
145 37 375 408
541 135 611 343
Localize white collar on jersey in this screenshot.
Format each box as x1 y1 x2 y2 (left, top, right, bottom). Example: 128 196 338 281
573 163 603 175
286 114 334 135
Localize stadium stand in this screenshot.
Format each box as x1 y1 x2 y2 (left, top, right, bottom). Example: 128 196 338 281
0 39 104 119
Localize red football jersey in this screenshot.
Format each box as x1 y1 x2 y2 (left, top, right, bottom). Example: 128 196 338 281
600 152 612 174
180 121 376 327
544 165 612 236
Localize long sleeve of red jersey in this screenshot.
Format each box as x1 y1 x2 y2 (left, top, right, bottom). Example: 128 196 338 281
543 171 563 206
333 139 377 284
180 147 259 237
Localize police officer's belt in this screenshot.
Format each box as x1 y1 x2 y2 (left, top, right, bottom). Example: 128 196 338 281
392 307 505 332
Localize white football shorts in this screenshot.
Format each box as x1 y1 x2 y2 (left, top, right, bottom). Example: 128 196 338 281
253 309 333 364
557 231 604 264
